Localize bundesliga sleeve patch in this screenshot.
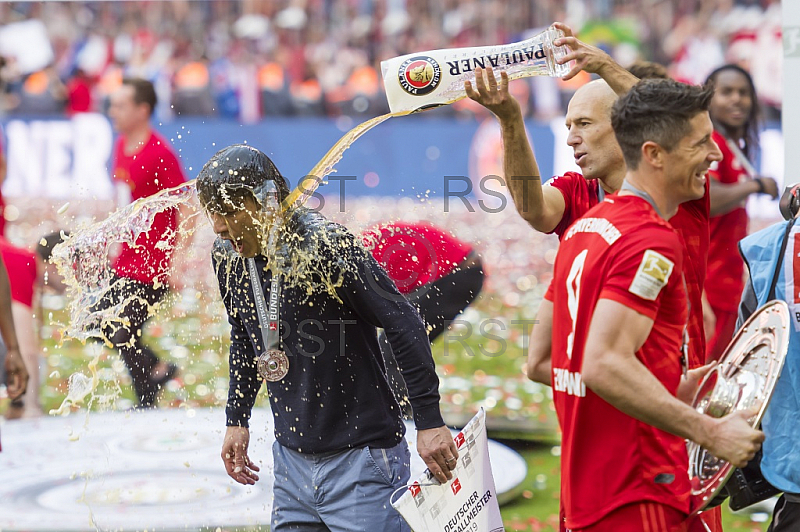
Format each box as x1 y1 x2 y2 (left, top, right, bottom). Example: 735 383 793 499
628 249 674 301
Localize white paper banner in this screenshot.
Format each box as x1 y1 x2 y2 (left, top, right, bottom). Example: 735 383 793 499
392 409 504 532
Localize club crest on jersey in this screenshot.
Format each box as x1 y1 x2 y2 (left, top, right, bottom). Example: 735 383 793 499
398 56 442 96
629 249 674 301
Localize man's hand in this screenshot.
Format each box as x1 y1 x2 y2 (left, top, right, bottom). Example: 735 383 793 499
676 362 716 405
551 22 638 94
221 426 260 485
4 347 28 400
757 177 779 199
417 426 459 483
702 409 765 468
465 66 521 122
553 22 615 81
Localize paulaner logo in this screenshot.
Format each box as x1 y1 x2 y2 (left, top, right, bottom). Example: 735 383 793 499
398 56 442 96
446 45 546 76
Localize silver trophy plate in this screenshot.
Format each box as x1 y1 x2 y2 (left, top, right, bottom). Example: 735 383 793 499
688 300 790 511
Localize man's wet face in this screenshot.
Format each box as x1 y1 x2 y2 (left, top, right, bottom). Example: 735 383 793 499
207 197 270 258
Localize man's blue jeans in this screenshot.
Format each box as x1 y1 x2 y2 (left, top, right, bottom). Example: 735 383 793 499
271 440 411 531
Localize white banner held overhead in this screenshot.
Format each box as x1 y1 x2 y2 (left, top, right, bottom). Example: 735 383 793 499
392 409 504 532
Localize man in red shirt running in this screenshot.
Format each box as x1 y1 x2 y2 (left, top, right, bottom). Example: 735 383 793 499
527 79 763 532
95 78 186 408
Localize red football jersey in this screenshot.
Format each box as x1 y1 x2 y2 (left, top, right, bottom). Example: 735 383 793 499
362 222 472 294
706 130 748 312
669 178 711 368
547 171 709 368
545 172 603 240
111 131 186 284
545 195 691 529
0 237 38 308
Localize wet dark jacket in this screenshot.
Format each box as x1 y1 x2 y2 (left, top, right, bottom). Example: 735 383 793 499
212 210 444 453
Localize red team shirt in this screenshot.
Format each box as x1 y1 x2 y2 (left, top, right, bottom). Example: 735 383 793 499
362 222 472 294
111 131 186 285
0 238 37 308
547 172 605 239
705 130 749 314
546 172 710 368
545 195 691 529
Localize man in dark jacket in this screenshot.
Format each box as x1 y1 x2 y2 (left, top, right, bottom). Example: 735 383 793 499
197 145 457 532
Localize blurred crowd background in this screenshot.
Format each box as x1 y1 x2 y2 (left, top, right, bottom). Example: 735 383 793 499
0 0 784 124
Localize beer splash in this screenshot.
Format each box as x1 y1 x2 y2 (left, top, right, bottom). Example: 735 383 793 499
52 183 199 344
280 111 408 211
50 109 412 414
49 347 123 441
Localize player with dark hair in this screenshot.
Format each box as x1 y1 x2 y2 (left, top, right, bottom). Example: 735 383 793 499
527 79 763 531
704 64 780 361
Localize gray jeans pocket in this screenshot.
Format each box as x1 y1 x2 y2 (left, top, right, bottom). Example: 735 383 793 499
365 446 395 485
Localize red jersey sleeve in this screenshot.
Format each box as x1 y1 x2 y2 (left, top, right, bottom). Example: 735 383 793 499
708 131 743 185
544 278 555 302
545 172 600 239
599 229 684 321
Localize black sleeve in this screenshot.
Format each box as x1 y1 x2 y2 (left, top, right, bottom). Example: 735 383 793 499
335 233 445 430
212 244 261 428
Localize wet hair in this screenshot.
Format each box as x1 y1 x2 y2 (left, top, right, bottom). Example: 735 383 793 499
612 79 714 170
196 144 290 213
36 231 70 262
628 61 669 80
122 77 157 117
705 64 760 158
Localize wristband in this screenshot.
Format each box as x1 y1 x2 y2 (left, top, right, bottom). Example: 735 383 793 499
755 178 766 194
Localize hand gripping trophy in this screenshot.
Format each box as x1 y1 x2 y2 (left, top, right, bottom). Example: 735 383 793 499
688 300 790 510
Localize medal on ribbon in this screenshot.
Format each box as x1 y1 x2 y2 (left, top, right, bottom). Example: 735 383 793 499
257 348 290 382
247 258 289 382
